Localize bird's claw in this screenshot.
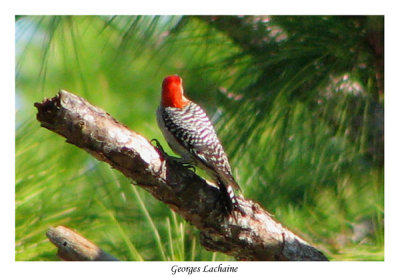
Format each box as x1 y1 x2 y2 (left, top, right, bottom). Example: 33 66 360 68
151 138 167 156
181 163 196 173
169 156 196 173
151 139 196 173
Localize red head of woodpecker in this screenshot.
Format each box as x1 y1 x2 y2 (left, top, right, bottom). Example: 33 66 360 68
156 75 243 216
161 75 189 109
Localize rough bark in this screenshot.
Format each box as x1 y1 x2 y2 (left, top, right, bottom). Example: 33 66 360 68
34 90 328 261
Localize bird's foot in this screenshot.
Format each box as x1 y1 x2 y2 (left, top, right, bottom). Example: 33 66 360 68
170 156 196 173
151 138 168 177
151 138 166 154
150 139 196 173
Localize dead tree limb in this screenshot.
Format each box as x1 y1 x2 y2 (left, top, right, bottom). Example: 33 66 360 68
34 90 328 261
46 226 119 261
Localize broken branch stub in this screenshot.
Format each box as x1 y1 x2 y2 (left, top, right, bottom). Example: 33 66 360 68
46 226 119 261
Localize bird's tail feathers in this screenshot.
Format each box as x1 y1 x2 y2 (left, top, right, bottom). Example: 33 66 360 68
217 178 244 217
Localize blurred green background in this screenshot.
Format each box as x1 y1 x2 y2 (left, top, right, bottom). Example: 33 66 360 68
15 15 384 261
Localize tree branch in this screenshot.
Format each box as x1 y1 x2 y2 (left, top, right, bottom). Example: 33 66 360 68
34 90 328 261
46 226 119 261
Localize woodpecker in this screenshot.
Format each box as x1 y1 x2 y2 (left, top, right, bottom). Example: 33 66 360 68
156 75 242 215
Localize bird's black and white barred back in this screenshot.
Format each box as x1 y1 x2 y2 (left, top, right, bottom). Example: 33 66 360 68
160 102 232 175
157 98 242 214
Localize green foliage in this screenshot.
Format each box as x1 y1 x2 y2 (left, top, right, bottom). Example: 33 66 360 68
16 15 383 261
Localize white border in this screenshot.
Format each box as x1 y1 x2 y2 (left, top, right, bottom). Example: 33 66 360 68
3 1 399 277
